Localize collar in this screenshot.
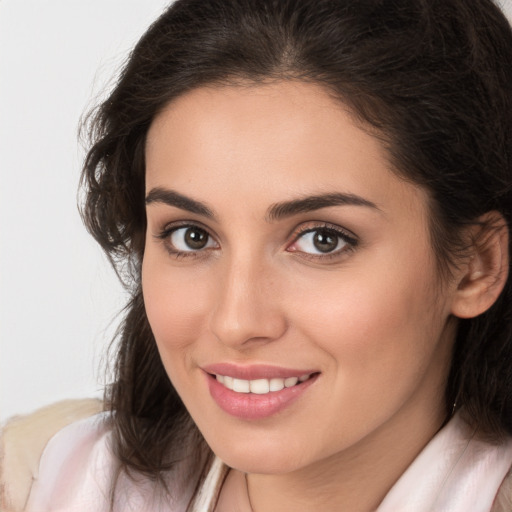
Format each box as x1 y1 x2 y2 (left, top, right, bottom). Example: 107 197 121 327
377 412 512 512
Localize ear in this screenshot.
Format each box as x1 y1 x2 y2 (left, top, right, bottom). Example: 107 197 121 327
450 212 509 319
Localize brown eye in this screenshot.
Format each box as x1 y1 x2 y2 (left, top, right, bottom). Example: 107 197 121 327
312 229 339 253
288 226 356 257
168 226 217 252
184 227 209 249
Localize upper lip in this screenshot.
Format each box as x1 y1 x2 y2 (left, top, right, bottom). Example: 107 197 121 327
202 363 318 380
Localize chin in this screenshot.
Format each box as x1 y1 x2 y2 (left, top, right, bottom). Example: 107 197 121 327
206 434 311 474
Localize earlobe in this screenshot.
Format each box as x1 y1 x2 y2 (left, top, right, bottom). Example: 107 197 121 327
450 212 509 319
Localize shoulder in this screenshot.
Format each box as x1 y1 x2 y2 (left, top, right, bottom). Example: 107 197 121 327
1 400 211 512
0 399 103 512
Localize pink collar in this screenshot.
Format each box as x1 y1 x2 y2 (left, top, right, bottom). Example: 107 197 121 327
377 412 512 512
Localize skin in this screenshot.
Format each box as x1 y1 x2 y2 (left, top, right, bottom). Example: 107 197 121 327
142 81 463 511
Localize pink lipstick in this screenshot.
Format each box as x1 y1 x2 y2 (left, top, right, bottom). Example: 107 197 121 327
203 363 319 420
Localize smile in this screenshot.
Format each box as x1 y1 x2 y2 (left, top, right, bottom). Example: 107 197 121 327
214 373 313 394
204 365 320 420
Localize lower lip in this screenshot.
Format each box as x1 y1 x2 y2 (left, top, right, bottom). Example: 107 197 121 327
206 373 319 420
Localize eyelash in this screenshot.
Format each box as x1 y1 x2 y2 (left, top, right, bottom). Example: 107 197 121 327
155 221 218 260
154 221 358 261
288 223 358 261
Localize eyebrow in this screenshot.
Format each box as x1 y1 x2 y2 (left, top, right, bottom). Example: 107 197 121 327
266 193 380 221
145 187 215 218
145 187 379 221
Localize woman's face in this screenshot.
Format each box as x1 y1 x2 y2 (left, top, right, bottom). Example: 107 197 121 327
142 82 459 474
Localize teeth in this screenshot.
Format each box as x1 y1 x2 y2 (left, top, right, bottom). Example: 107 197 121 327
215 373 312 394
233 378 250 393
284 377 298 387
224 376 234 390
250 379 270 394
269 378 285 392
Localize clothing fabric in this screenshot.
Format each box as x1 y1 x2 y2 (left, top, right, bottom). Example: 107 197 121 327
0 399 103 512
376 414 512 511
10 409 512 511
23 413 195 512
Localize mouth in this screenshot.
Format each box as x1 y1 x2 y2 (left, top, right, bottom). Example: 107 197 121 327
212 372 316 395
203 364 320 420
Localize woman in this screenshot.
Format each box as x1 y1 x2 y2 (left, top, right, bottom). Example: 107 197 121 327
2 0 512 510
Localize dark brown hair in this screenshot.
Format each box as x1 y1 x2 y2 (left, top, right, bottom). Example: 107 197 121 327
80 0 512 502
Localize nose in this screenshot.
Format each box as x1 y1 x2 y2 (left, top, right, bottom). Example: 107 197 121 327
209 255 288 348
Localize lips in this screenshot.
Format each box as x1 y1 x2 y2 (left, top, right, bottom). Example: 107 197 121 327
203 363 319 420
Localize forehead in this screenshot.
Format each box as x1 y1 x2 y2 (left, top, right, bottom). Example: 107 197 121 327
145 81 428 220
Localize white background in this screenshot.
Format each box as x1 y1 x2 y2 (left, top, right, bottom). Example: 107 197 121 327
1 0 511 422
0 0 172 422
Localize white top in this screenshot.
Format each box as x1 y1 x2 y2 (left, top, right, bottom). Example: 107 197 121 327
25 412 512 512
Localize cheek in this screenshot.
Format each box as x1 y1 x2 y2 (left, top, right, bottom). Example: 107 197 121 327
141 254 211 365
296 265 437 340
290 250 447 393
